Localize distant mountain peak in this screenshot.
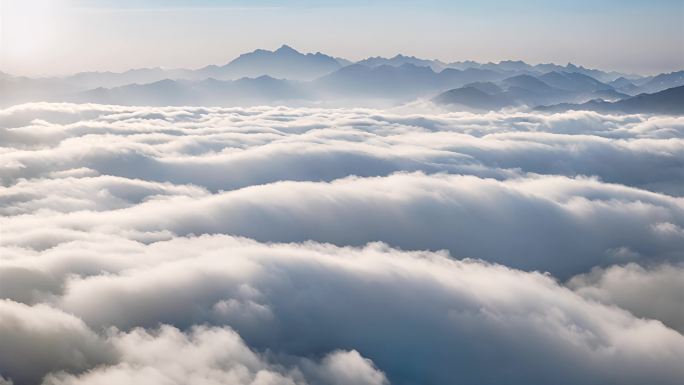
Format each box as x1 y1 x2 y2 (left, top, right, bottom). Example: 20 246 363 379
202 44 344 81
254 74 278 81
565 63 587 70
275 44 300 54
499 60 526 64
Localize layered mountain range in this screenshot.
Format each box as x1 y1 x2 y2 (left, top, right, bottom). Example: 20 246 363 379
2 45 683 113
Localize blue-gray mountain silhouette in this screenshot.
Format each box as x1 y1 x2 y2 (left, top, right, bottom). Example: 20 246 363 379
195 45 346 80
357 54 446 71
82 76 310 106
537 86 684 115
1 45 682 112
433 72 626 110
636 71 684 94
539 71 613 92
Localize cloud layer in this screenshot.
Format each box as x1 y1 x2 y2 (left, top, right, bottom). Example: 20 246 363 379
2 103 683 194
2 239 683 385
1 103 683 385
568 263 684 332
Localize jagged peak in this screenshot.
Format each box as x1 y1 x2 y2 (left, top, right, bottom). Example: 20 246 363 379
275 44 299 54
391 54 416 60
499 59 527 65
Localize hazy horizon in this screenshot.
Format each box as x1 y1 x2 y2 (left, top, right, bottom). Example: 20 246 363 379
2 0 683 77
3 42 682 78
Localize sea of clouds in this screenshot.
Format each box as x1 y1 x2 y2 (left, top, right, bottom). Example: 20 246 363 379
1 102 683 385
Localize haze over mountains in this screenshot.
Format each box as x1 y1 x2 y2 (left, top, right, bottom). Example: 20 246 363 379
2 45 682 113
535 84 684 115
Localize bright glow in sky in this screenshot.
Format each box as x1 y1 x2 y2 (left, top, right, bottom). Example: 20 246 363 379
1 0 683 76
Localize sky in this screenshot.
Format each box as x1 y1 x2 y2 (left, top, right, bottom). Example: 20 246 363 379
1 0 683 76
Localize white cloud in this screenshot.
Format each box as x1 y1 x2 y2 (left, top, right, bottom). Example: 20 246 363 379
1 103 683 194
43 325 295 385
40 323 386 385
2 173 682 278
2 239 683 385
309 350 388 385
0 300 115 385
2 103 683 385
568 263 684 332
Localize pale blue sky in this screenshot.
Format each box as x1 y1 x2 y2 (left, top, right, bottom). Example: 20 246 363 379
1 0 682 76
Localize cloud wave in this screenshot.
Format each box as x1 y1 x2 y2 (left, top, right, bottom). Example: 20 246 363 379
2 239 683 385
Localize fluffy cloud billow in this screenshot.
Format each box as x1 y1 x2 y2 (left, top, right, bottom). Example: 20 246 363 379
568 263 684 332
41 324 388 385
1 103 683 385
1 103 683 194
1 239 683 385
3 172 683 277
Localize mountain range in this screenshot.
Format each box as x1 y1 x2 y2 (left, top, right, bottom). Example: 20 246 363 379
1 45 682 113
534 85 684 115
